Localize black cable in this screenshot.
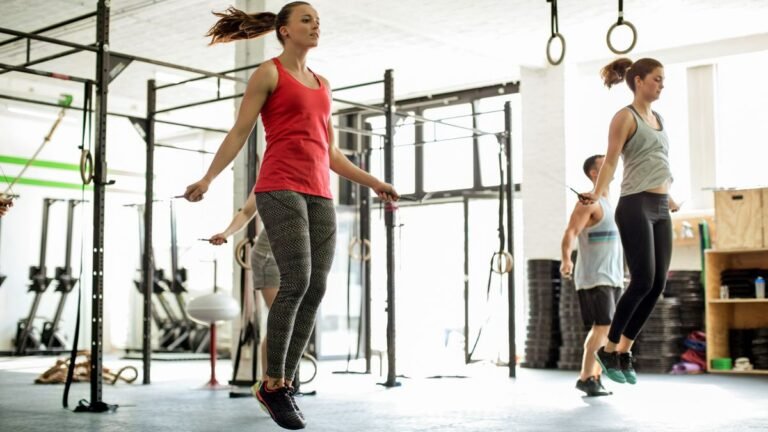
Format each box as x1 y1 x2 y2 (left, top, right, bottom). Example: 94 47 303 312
468 136 507 361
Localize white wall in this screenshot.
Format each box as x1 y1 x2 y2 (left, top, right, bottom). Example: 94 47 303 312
0 99 234 353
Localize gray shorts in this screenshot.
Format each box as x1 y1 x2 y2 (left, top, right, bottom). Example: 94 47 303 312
251 248 279 289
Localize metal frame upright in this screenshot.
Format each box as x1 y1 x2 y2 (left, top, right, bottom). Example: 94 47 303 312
88 0 111 407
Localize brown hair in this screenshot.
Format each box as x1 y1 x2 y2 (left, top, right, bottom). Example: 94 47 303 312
206 2 311 45
601 58 663 92
583 154 604 179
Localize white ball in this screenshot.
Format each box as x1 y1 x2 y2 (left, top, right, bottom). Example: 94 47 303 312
187 293 240 324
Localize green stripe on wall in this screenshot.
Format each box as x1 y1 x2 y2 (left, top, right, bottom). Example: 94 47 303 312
1 177 142 195
0 154 147 178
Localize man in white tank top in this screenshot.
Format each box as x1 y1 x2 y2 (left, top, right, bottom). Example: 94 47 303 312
560 155 626 397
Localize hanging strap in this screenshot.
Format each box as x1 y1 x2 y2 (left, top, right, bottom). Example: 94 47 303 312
63 84 91 409
79 83 94 185
606 0 637 54
617 0 625 24
545 0 566 66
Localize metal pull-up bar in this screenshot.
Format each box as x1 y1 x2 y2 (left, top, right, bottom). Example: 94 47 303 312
0 26 247 84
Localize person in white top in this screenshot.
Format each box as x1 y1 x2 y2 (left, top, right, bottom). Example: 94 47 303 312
561 155 626 396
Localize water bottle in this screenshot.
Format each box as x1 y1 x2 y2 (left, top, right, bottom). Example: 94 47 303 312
756 276 766 299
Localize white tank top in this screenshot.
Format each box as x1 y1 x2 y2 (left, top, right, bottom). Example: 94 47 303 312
574 197 624 290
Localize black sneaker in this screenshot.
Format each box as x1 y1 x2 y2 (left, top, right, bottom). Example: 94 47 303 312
255 382 306 430
287 386 305 421
619 352 637 385
595 376 613 395
595 347 626 384
575 377 612 397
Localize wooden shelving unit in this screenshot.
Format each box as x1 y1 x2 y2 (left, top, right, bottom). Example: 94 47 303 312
705 248 768 375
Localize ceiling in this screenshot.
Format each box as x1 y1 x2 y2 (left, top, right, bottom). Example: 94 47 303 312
1 0 768 127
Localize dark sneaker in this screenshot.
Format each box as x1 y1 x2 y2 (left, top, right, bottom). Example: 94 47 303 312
255 382 306 430
595 376 613 395
575 377 612 397
287 386 305 421
595 347 626 384
619 352 637 385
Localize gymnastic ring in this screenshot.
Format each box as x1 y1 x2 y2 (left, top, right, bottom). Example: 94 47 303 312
235 237 252 270
546 33 566 66
79 149 93 185
606 20 637 55
491 250 513 274
348 238 371 262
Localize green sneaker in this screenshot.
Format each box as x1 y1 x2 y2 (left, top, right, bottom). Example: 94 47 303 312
595 347 626 384
619 352 637 385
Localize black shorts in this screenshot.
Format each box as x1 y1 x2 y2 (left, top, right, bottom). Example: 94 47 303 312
577 286 622 327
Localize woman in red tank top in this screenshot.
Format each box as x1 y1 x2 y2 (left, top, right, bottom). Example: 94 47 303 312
183 3 397 429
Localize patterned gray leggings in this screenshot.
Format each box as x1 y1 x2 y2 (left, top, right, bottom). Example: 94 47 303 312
255 191 336 380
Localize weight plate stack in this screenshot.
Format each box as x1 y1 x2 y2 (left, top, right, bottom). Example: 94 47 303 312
557 277 588 370
524 259 561 369
729 329 754 361
634 297 684 373
752 328 768 370
665 270 704 334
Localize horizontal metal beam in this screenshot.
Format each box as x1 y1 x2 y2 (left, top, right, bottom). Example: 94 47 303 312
154 93 242 114
0 12 97 48
155 143 215 155
155 119 228 134
332 80 384 92
0 46 90 77
0 94 228 134
334 124 385 138
333 97 387 113
155 63 262 90
110 51 247 84
0 26 98 53
0 62 93 84
0 27 248 84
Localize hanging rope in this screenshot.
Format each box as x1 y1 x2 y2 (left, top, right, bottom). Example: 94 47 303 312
546 0 566 66
607 0 637 54
4 94 73 194
468 135 513 362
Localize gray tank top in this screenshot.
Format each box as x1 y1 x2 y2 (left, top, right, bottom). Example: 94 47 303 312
574 198 624 290
620 106 673 196
252 228 273 257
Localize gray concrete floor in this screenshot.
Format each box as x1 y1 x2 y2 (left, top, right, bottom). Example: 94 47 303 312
1 356 767 432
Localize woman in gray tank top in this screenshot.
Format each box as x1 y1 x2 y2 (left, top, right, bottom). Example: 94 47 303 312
206 191 279 388
579 58 681 386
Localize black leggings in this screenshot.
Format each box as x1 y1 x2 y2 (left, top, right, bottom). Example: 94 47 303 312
608 192 673 344
256 191 336 380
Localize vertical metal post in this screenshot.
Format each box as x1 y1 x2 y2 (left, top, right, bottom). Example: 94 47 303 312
90 0 110 404
414 108 424 196
142 79 156 385
471 101 482 189
463 197 470 364
504 101 516 378
246 130 259 383
383 69 398 387
361 145 372 374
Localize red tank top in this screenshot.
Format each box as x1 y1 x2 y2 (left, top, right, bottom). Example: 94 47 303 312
254 58 332 198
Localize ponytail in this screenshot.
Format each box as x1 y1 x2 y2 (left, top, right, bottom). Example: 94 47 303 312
600 58 633 89
206 7 277 45
206 2 311 46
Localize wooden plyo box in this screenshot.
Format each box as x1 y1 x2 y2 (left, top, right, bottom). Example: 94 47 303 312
714 188 765 250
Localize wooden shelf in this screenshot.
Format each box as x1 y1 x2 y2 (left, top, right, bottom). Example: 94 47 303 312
708 299 768 304
708 369 768 375
705 247 768 376
706 247 768 254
